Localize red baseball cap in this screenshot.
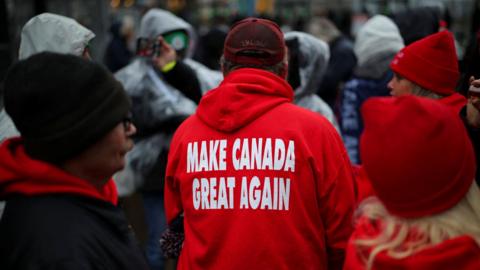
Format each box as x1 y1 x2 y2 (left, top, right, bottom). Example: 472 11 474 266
223 17 286 66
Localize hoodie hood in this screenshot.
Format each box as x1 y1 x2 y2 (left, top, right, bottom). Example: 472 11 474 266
138 8 196 58
196 68 293 132
284 31 330 99
439 92 467 114
354 15 404 79
284 31 339 132
0 138 118 204
19 13 95 60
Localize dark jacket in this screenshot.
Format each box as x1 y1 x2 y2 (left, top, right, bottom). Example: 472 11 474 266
0 138 150 270
339 72 393 164
317 35 356 108
105 22 133 73
0 195 150 270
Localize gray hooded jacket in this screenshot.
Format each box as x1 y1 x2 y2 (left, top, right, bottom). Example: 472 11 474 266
114 9 222 195
19 13 95 60
284 31 340 132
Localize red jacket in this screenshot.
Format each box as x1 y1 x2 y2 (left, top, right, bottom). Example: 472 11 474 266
352 165 374 204
344 217 480 270
165 68 356 269
438 92 467 114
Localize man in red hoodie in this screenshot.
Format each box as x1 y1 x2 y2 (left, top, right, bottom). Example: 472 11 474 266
163 17 356 269
0 52 149 270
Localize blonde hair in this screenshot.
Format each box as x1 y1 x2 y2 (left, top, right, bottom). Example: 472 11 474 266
410 83 443 99
355 182 480 270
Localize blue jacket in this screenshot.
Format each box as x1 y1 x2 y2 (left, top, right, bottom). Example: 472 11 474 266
339 72 392 164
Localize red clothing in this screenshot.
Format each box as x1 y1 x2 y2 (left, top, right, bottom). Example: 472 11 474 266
344 217 480 270
165 68 356 269
352 165 375 204
439 92 467 114
0 137 118 204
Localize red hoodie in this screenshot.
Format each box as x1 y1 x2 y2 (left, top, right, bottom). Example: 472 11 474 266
165 68 356 270
344 217 480 270
0 137 117 204
439 92 467 114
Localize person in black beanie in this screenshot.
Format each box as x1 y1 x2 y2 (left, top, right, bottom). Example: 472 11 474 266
0 52 150 270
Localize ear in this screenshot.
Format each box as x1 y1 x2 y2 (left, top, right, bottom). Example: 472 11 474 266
279 61 288 79
221 62 230 77
278 48 289 79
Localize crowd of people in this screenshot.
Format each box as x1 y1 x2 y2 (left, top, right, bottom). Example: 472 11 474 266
0 5 480 270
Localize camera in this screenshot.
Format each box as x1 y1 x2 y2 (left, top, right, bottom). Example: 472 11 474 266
136 38 161 57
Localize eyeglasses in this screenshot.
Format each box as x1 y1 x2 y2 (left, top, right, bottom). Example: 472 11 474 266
122 113 133 131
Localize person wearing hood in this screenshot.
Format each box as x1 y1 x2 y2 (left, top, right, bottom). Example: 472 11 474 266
119 8 222 95
163 17 356 270
284 31 340 133
339 15 404 165
344 95 480 270
0 52 149 270
19 12 95 60
114 8 212 270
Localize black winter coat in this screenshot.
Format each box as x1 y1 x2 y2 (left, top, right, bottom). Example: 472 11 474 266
0 195 150 270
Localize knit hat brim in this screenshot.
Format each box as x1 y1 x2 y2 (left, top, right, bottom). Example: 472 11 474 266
4 53 132 163
24 79 131 162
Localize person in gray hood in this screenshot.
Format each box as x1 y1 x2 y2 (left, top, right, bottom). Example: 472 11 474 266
0 12 95 219
114 8 222 270
285 31 340 133
122 8 222 94
338 15 404 164
19 13 95 60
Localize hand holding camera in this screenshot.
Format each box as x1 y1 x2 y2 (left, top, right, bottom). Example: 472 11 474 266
136 37 177 71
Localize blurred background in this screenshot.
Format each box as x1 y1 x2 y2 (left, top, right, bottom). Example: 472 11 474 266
1 0 479 80
0 0 476 103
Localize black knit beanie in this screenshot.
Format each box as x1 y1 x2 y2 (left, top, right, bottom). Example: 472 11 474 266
3 52 131 163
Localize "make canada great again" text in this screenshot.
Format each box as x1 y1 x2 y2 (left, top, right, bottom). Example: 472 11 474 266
186 138 295 211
